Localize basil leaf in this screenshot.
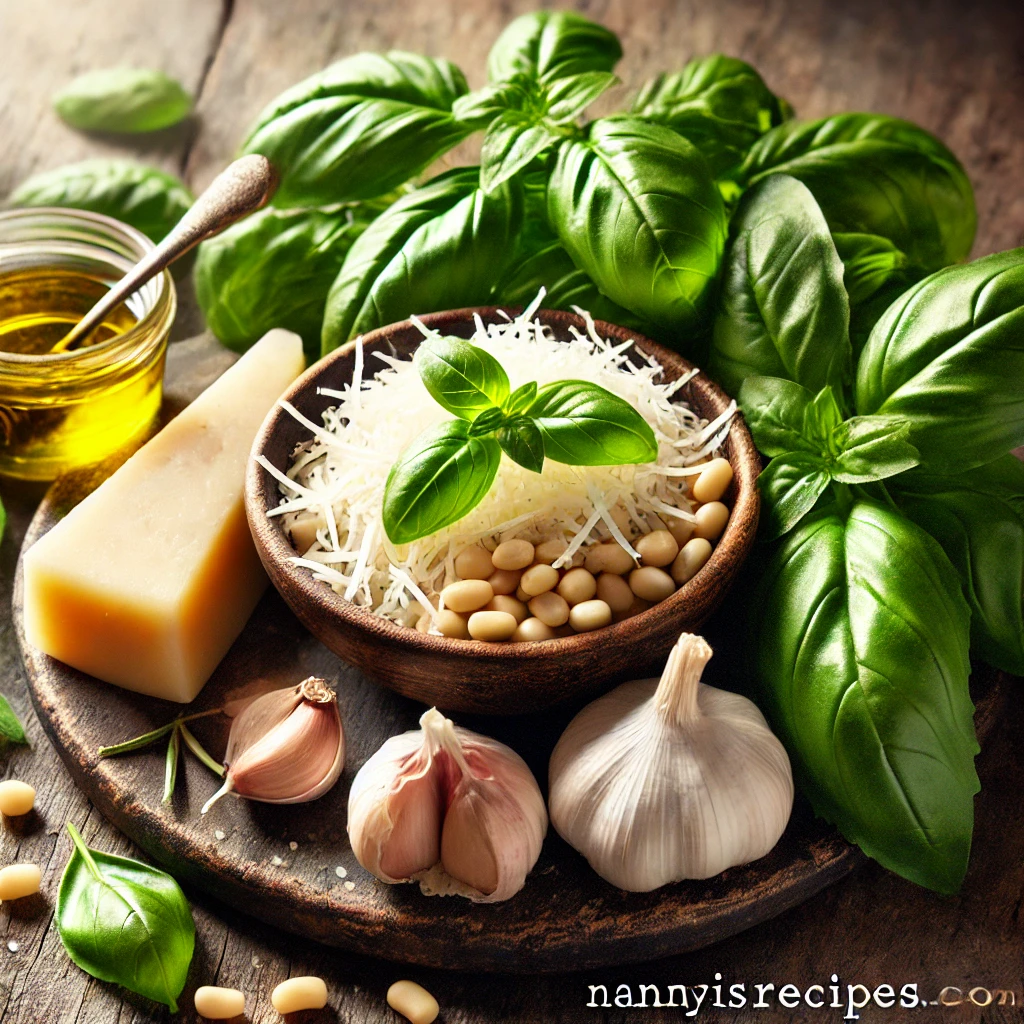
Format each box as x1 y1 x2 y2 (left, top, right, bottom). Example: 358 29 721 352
468 407 506 437
498 417 545 473
383 420 501 544
242 51 471 207
803 386 845 446
481 111 564 193
195 203 378 361
504 381 538 415
754 502 977 893
855 248 1024 473
322 168 522 353
709 174 852 397
452 77 530 126
10 160 194 243
631 55 788 179
57 823 195 1010
487 11 622 85
737 114 976 275
896 456 1024 675
757 452 832 541
526 380 658 465
546 71 618 123
548 116 727 337
416 336 510 419
831 416 920 483
737 376 818 457
53 68 191 133
0 694 27 746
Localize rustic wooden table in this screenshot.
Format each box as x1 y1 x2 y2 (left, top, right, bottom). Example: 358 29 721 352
1 1 1022 1021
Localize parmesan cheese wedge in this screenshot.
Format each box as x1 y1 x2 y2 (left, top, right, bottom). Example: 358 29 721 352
22 329 305 703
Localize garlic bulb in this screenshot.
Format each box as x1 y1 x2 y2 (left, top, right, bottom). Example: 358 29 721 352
548 633 793 891
202 676 344 813
348 708 546 903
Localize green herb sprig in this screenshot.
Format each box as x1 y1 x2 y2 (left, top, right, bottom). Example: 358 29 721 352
0 692 28 747
382 335 658 544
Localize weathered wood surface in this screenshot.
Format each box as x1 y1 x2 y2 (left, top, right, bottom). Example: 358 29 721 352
1 0 1023 1021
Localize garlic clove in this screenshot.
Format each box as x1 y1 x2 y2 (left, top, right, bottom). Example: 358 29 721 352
202 677 344 813
378 770 443 882
440 787 500 896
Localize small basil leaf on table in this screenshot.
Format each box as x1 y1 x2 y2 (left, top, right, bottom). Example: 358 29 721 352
830 416 920 483
53 68 192 133
480 110 565 193
526 380 658 465
708 174 852 397
753 502 978 893
545 71 618 123
547 116 727 341
486 11 622 85
631 55 788 179
498 416 546 473
10 159 194 243
756 452 832 541
855 248 1024 473
416 336 510 419
737 376 818 457
321 167 523 353
504 381 538 415
896 456 1024 675
242 51 472 207
195 203 378 361
736 113 977 275
383 420 502 544
0 693 27 746
57 823 195 1010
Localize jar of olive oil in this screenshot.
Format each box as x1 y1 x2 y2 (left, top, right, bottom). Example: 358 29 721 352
0 208 174 480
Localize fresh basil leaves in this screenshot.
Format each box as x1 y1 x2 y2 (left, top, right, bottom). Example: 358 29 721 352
0 693 27 746
382 336 657 543
57 823 195 1010
54 68 192 134
10 159 194 243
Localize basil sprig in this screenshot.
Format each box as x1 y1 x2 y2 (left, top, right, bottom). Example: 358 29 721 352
382 336 657 544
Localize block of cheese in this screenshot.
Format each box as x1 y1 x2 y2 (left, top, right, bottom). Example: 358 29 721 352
23 329 305 703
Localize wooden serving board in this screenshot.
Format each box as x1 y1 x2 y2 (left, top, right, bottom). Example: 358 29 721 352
12 467 1007 973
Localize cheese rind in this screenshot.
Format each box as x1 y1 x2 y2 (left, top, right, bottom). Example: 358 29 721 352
23 329 305 703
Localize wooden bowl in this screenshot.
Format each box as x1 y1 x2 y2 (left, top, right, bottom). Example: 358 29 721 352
245 308 760 715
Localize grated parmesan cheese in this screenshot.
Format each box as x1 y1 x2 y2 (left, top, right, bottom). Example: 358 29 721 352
261 294 735 628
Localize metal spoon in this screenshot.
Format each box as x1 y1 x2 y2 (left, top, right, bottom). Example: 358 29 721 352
52 154 277 353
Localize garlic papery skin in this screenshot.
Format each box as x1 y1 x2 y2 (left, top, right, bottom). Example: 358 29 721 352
202 676 344 813
548 633 794 892
347 708 547 903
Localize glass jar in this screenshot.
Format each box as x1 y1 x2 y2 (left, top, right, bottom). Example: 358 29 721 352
0 208 175 480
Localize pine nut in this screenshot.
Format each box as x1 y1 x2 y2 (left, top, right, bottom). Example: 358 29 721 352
693 501 730 541
387 980 439 1024
528 590 570 627
440 579 493 613
692 457 734 503
557 567 597 606
636 529 679 568
491 539 535 571
629 566 676 602
487 568 522 595
271 976 328 1014
513 617 558 642
436 609 469 639
584 542 635 575
667 516 695 547
0 863 41 901
487 595 529 623
467 611 518 642
534 538 568 564
520 563 559 596
596 572 634 613
515 584 531 602
194 986 245 1020
454 545 494 580
569 599 612 632
671 537 714 585
0 780 35 817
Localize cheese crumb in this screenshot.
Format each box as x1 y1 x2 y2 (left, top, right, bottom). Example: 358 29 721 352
335 866 347 878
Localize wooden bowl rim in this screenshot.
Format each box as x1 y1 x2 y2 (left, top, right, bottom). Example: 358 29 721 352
245 306 760 668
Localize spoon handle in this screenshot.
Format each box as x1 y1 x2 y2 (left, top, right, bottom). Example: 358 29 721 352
55 155 277 353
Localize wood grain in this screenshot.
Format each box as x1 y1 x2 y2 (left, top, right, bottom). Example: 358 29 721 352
1 0 1023 1021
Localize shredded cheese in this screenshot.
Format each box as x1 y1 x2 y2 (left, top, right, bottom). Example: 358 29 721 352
266 297 734 627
